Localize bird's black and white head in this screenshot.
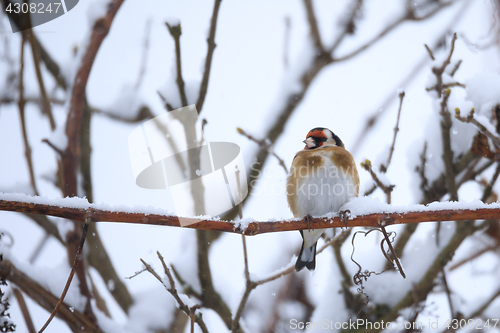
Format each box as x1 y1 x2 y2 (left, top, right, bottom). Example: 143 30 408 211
303 127 344 150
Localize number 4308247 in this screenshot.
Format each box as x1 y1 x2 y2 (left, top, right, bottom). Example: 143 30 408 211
5 2 61 14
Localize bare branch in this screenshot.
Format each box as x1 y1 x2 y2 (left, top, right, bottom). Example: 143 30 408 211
440 89 458 201
358 220 478 333
135 19 152 90
428 32 458 97
440 32 458 73
0 96 64 106
303 0 324 52
361 160 395 204
3 196 500 235
449 59 462 77
481 162 500 203
350 1 472 154
41 139 64 157
196 229 234 329
196 0 222 113
232 235 256 333
283 16 291 68
424 43 435 60
379 223 405 278
0 260 102 332
170 264 202 300
17 34 39 196
455 109 500 149
254 228 352 286
63 0 125 198
381 91 405 172
38 217 92 333
329 0 363 53
87 222 134 313
166 22 188 107
237 127 288 173
448 244 498 271
467 286 500 319
334 2 452 62
441 268 456 318
26 31 55 130
139 253 209 333
12 288 36 333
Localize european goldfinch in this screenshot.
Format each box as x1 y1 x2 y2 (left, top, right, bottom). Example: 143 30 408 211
287 128 359 271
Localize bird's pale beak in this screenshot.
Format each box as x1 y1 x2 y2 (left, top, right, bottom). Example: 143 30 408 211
303 137 316 149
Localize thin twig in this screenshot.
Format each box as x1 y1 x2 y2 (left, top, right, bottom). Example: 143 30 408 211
27 31 68 90
329 0 363 53
157 91 175 111
63 0 125 198
18 33 39 196
350 0 472 154
361 160 395 204
441 268 455 318
418 142 429 194
448 245 498 271
358 221 478 333
428 32 458 97
381 91 405 172
363 184 377 196
481 162 500 202
138 253 209 333
224 0 450 221
41 139 64 157
333 228 354 285
467 286 500 319
28 234 49 264
125 268 147 279
424 43 435 60
0 96 65 106
379 222 406 278
440 32 458 73
26 30 55 130
456 159 495 190
232 235 256 332
440 89 458 201
303 0 324 52
334 2 452 62
283 16 291 68
449 59 462 77
456 109 500 149
12 288 36 333
456 157 481 189
135 19 152 90
0 260 100 332
196 0 222 113
170 264 202 300
237 127 288 173
425 81 465 91
37 217 92 333
254 229 351 286
166 22 188 107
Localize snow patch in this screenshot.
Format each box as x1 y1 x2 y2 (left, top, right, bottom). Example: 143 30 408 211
466 72 500 116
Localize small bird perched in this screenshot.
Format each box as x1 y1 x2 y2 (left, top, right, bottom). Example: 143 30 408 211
287 127 359 271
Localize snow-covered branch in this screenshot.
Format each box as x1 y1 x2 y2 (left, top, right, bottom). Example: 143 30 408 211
1 194 499 235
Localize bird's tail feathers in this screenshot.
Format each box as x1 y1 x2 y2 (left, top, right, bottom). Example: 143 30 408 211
295 241 317 272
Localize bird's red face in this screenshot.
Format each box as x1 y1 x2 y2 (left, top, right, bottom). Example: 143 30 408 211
303 129 327 150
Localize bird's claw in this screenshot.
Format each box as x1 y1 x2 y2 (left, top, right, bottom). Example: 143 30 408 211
339 210 351 228
304 214 314 231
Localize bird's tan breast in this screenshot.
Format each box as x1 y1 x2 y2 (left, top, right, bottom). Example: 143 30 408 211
286 146 359 218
